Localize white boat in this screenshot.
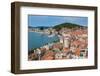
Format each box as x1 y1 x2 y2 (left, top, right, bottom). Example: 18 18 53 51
48 34 55 37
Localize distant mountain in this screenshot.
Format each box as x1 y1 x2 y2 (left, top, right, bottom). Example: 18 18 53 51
35 26 52 28
53 22 87 31
28 26 52 29
28 26 34 28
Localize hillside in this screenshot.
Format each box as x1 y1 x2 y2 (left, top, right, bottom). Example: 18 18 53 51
53 22 86 31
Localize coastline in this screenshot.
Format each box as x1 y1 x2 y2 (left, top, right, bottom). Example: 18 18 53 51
28 31 59 51
28 30 44 34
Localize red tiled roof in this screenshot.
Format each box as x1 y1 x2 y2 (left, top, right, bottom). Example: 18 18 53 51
63 47 69 52
75 48 80 56
41 51 54 60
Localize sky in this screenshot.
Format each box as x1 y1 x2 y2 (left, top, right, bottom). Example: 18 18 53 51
28 15 88 27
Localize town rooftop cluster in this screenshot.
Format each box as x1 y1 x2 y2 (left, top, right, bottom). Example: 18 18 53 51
28 26 88 60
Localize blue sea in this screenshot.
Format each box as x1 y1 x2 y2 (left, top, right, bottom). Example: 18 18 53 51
28 32 59 51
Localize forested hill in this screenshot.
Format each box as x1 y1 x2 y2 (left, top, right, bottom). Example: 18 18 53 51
53 22 87 30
